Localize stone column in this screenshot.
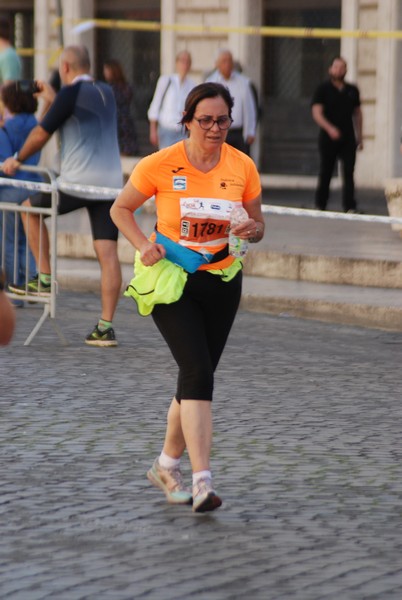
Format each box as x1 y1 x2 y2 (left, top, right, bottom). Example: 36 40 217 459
62 0 95 68
374 0 400 181
34 0 58 80
390 0 402 177
341 0 400 186
228 0 262 165
341 0 358 80
161 0 176 74
34 0 60 171
228 0 262 92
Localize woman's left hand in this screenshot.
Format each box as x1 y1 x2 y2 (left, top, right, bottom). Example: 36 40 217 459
230 219 258 240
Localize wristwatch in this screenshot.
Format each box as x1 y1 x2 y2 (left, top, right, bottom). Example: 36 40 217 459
13 151 21 162
0 267 5 291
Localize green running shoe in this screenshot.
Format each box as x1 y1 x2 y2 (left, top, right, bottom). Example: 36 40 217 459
8 275 51 297
85 325 118 347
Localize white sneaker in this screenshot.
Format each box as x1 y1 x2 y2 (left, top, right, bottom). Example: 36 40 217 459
192 477 222 513
147 458 192 505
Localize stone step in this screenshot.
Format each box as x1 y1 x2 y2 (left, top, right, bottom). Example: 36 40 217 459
56 230 402 290
55 257 402 333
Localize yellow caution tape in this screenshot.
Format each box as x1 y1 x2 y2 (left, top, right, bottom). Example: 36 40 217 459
53 17 402 40
17 18 402 59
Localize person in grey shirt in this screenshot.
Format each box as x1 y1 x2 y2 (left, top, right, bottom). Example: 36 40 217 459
2 45 123 346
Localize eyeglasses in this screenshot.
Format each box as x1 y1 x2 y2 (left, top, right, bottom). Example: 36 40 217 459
194 116 233 130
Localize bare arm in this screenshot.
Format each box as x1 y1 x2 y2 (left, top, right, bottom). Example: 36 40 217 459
0 291 15 345
354 106 363 149
312 103 341 141
110 180 166 266
149 120 159 147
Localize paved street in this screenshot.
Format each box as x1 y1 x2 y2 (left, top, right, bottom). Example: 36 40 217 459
1 291 402 599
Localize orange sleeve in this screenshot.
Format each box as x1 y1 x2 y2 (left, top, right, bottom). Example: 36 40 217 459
129 153 159 197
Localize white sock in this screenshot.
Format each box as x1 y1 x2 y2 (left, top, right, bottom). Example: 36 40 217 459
158 451 181 470
192 470 212 486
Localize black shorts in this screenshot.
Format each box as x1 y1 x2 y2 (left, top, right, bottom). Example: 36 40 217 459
29 191 118 241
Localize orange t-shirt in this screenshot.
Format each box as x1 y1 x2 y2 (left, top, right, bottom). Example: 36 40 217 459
130 141 261 270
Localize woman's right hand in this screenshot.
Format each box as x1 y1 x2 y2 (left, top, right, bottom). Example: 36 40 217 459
139 240 166 266
149 121 159 147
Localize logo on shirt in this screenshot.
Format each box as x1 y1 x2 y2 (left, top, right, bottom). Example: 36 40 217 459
173 176 187 191
172 166 185 173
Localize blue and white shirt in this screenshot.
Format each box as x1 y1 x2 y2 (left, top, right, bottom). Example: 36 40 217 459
41 76 123 199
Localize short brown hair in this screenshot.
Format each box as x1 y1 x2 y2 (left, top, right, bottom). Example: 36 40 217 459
1 82 38 114
181 82 234 126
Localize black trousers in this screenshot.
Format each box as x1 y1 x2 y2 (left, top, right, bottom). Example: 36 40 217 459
315 135 357 212
152 270 242 402
226 128 250 155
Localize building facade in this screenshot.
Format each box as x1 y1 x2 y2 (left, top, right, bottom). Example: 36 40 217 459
1 0 402 187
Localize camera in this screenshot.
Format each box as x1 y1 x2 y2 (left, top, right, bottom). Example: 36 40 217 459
15 80 40 94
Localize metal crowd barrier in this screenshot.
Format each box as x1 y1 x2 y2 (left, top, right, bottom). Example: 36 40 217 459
0 164 62 345
0 167 122 346
2 162 402 346
261 203 402 226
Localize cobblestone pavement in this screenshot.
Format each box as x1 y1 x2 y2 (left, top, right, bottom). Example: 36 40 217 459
1 292 402 600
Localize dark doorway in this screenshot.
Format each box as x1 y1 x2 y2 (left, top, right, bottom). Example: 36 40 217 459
261 3 341 175
95 2 161 157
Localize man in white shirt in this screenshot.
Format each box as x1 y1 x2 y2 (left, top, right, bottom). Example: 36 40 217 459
148 50 196 149
206 49 257 155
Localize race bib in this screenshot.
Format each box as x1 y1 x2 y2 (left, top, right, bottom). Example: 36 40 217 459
179 197 234 248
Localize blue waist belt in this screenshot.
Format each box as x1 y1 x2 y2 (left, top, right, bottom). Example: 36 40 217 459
155 231 229 273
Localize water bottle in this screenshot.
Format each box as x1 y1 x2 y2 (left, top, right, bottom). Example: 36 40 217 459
229 204 249 257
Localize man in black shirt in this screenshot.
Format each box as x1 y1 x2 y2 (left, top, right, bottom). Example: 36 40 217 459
312 57 363 212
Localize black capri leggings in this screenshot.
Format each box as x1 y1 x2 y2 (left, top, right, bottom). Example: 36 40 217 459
152 269 242 402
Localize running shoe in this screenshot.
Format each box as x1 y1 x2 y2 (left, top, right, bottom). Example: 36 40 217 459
8 275 51 297
147 458 192 505
192 477 222 513
85 325 118 347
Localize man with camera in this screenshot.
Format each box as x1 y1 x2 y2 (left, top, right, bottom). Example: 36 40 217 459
1 45 123 347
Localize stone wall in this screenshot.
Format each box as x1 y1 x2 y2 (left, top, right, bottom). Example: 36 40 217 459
32 0 402 186
343 0 402 186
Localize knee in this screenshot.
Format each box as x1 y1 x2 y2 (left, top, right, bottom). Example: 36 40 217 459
180 364 214 401
94 240 119 263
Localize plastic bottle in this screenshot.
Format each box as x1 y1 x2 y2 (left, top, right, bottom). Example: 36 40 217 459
229 204 249 257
